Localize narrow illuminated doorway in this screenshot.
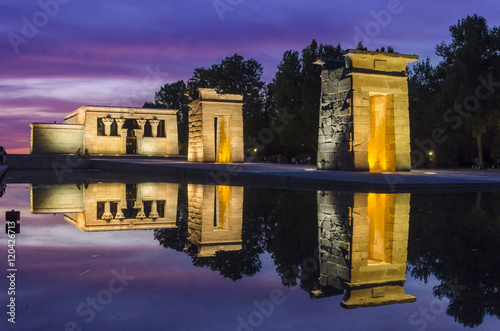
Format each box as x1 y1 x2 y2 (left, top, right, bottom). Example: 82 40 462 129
214 116 231 163
214 185 230 229
367 193 395 265
367 94 395 172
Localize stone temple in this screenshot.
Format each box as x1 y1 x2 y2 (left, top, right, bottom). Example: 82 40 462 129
30 106 179 156
315 50 418 172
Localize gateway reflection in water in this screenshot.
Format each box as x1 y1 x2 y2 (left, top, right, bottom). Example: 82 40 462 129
187 184 244 257
30 181 414 310
3 180 496 329
314 191 415 308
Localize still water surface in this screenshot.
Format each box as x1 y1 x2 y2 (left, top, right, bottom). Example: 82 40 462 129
0 177 499 331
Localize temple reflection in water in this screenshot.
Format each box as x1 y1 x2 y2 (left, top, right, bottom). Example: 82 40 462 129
30 183 244 257
30 182 414 308
314 191 416 308
31 183 179 231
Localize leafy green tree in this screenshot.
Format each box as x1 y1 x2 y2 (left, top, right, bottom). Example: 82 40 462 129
268 190 319 292
143 80 189 154
272 40 343 160
408 58 451 166
375 46 396 53
187 54 267 153
356 41 367 51
153 185 189 252
273 50 303 156
254 82 282 155
434 15 500 168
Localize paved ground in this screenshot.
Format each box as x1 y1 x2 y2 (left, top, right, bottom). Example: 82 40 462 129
92 157 500 192
6 155 500 191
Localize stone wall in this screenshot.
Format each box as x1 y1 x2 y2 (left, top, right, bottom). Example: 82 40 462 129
318 65 353 170
188 99 204 162
30 123 84 154
79 182 178 231
64 106 179 156
344 192 415 308
31 184 84 213
317 190 353 290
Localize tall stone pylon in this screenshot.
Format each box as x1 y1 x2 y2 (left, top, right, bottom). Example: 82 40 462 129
187 88 244 163
315 50 418 172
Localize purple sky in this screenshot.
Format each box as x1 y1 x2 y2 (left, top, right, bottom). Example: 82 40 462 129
2 0 500 153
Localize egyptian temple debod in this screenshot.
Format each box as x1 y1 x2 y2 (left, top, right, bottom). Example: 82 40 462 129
29 50 418 172
315 50 418 172
30 106 179 156
31 182 244 258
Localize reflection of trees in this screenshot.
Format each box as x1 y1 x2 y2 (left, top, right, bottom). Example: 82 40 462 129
154 186 268 281
153 185 189 253
155 187 500 324
0 176 6 198
152 187 319 288
189 248 261 281
267 190 319 293
408 192 500 328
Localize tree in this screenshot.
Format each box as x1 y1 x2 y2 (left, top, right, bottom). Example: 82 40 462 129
143 80 190 154
375 46 396 53
273 49 303 156
301 41 343 159
272 40 343 160
408 58 449 166
269 190 319 292
187 54 267 153
356 41 367 51
256 82 282 155
434 15 500 168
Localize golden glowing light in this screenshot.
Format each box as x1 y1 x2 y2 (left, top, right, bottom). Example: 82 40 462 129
216 185 231 229
339 192 415 308
216 116 232 163
367 95 395 172
367 193 395 264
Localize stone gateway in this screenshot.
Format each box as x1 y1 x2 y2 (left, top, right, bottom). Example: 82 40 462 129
187 88 244 163
315 50 418 172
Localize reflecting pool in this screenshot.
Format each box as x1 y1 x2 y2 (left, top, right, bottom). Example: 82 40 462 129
1 174 499 330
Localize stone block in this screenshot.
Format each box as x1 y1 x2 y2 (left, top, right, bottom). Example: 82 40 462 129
317 51 417 172
188 88 244 163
